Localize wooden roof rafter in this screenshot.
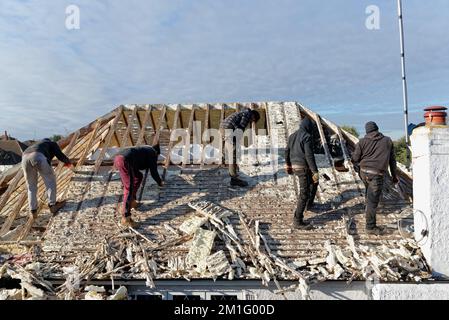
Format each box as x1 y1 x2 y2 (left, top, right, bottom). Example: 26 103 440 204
120 105 138 148
136 105 153 146
182 105 196 168
162 105 181 180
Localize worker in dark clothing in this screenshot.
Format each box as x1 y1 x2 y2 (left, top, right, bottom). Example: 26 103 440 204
351 122 399 235
285 118 319 230
22 138 73 217
114 145 163 227
220 108 260 187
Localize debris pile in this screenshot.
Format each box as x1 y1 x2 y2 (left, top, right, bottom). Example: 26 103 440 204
0 201 431 300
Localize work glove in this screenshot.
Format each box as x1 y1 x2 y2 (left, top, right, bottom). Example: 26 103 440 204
312 172 319 184
285 165 293 175
64 162 75 171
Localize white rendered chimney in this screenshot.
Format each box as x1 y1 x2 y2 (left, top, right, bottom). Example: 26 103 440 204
411 106 449 278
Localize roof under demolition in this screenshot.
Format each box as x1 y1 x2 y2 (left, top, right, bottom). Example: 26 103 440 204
0 102 430 300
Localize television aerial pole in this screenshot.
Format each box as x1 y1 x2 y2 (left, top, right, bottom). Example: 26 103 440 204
397 0 411 166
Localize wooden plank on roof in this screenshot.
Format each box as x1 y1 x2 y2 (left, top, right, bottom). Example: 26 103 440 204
162 105 181 180
75 120 102 171
300 105 343 200
134 106 145 145
94 106 124 174
0 193 27 237
200 104 210 169
336 126 363 196
0 170 24 212
136 105 152 146
120 106 137 147
182 105 196 168
152 105 167 146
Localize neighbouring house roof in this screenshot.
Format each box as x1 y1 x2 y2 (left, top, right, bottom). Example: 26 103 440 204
0 102 430 300
0 140 27 165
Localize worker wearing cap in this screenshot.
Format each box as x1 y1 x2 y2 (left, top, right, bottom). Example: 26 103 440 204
114 145 163 228
220 108 260 187
285 117 319 230
22 138 73 217
352 122 399 235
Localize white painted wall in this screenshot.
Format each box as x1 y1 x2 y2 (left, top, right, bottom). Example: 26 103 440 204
411 126 449 278
373 283 449 300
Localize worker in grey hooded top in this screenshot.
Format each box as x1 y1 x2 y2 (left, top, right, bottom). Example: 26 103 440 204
285 117 319 230
22 138 73 217
352 121 398 235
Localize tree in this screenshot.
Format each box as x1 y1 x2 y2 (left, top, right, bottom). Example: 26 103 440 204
341 125 359 138
394 136 410 166
50 134 63 142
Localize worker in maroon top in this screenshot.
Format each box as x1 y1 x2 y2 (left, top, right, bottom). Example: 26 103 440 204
114 144 163 227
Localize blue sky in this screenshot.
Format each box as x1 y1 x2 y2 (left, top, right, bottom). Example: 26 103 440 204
1 0 448 140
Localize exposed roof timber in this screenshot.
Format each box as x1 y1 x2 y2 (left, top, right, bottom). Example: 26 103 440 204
182 105 196 168
120 105 137 147
134 106 145 145
163 105 181 180
0 170 24 211
152 105 167 146
136 105 152 146
75 121 102 171
301 105 344 201
94 107 124 174
0 193 26 237
200 104 210 169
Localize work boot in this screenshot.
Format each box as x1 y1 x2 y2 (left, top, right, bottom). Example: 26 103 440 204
49 201 66 215
30 210 38 219
293 220 314 230
230 177 249 187
131 200 141 209
366 226 384 236
121 217 138 228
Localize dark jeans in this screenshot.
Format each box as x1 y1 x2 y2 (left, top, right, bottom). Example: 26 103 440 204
360 171 384 229
114 155 143 217
294 168 318 222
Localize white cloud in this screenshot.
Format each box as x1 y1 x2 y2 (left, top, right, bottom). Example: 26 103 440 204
0 0 448 140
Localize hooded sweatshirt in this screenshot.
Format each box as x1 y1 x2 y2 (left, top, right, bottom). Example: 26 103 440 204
23 138 70 166
351 131 397 176
116 146 162 185
220 108 253 130
285 118 318 173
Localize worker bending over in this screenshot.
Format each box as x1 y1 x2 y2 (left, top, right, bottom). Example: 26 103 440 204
22 138 72 217
285 118 319 230
114 145 163 228
220 108 260 187
352 122 398 235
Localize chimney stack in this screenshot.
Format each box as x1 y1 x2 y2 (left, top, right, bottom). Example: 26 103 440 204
424 106 447 126
411 106 449 279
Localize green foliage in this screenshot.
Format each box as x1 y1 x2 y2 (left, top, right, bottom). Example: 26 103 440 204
341 125 359 138
394 136 410 166
49 134 63 142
